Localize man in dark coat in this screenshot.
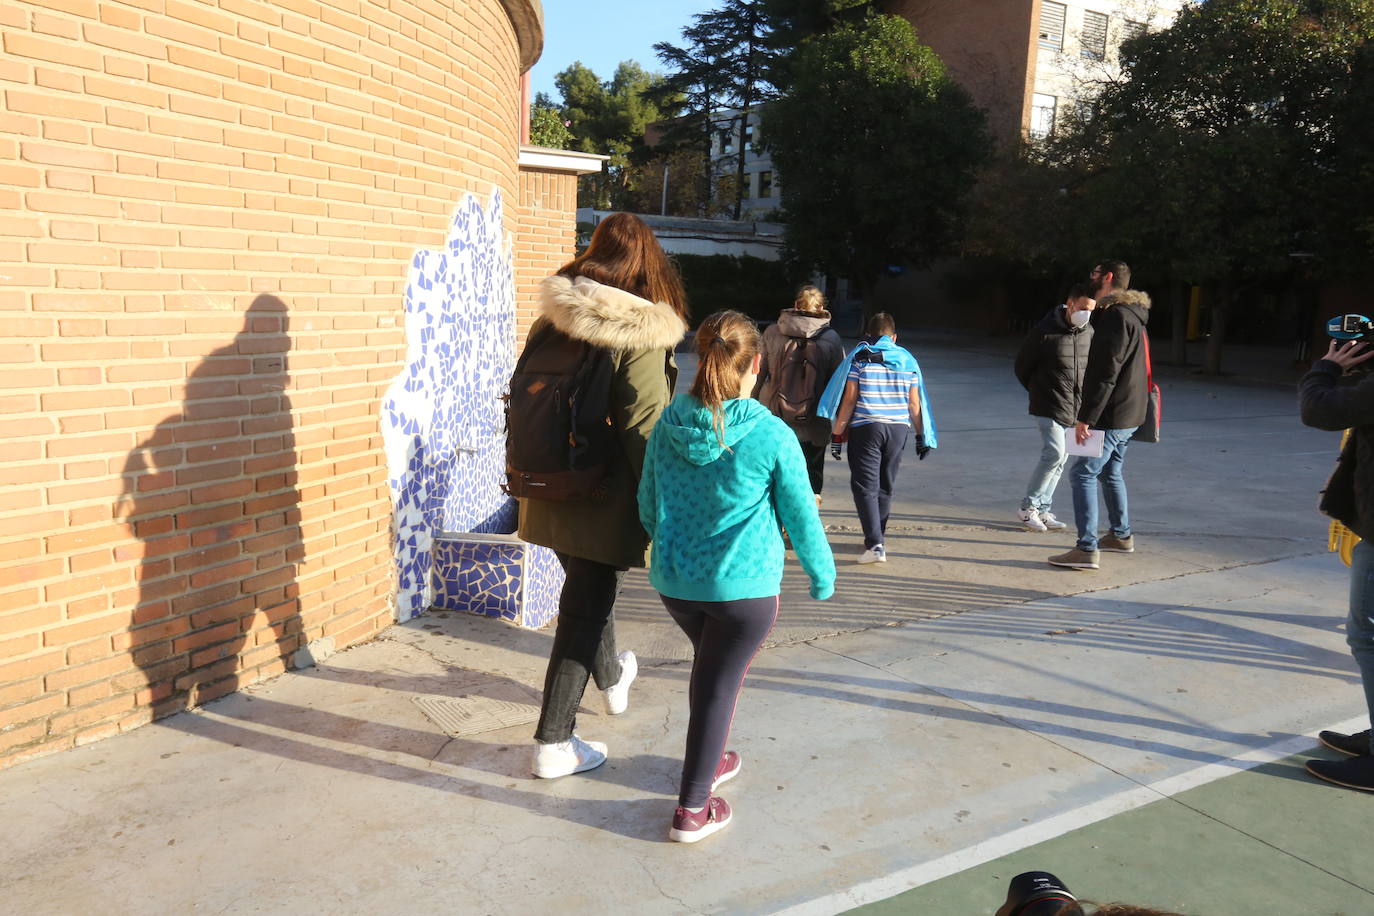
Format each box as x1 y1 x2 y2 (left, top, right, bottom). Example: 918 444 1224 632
1049 260 1151 570
1299 336 1374 791
1014 282 1097 532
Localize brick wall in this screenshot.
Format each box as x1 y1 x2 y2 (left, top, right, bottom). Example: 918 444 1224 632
0 0 530 769
889 0 1040 145
514 161 580 346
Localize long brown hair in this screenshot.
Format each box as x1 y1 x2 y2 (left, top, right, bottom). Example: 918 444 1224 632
558 212 689 321
690 310 761 445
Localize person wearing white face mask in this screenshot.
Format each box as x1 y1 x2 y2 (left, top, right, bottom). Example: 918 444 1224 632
1013 282 1097 532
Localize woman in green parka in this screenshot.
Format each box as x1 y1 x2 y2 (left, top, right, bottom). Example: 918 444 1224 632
521 212 690 779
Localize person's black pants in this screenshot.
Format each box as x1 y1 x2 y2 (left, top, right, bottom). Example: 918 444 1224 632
799 438 826 496
847 422 908 549
533 553 626 744
661 594 778 808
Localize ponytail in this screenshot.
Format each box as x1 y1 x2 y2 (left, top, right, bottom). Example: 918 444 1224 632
690 310 761 445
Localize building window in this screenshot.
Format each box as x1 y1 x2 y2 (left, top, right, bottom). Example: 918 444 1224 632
718 128 734 154
1122 19 1147 45
1030 93 1058 139
758 170 773 199
743 122 754 146
1082 11 1108 60
1039 2 1066 52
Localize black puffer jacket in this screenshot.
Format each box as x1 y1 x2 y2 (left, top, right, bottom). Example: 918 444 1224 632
1077 291 1152 430
1014 306 1093 427
1300 360 1374 540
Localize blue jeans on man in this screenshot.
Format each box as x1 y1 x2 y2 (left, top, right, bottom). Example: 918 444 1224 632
1069 427 1137 552
1022 416 1068 514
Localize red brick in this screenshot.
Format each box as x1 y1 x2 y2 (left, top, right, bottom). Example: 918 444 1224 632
0 693 66 730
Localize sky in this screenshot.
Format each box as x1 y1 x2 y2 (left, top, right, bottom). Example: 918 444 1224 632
528 1 710 101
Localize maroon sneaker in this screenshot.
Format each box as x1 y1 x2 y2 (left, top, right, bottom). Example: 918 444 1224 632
711 750 742 791
669 796 732 843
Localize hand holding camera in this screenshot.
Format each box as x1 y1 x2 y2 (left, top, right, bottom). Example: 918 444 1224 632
1324 338 1374 372
1324 314 1374 371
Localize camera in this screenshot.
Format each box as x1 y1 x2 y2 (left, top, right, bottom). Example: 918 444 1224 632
1326 314 1374 341
995 871 1079 916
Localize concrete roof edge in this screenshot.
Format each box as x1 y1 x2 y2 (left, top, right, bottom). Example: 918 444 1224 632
518 145 607 175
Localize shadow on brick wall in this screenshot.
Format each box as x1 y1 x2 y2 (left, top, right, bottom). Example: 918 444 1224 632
116 294 302 718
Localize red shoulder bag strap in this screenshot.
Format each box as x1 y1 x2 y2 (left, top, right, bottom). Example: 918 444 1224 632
1140 327 1153 389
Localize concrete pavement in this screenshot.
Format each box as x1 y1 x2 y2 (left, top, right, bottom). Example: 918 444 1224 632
1 333 1367 915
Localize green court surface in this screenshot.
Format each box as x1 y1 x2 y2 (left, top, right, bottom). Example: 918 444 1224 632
849 748 1373 916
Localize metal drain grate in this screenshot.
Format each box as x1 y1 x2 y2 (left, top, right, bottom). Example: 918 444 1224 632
412 682 543 737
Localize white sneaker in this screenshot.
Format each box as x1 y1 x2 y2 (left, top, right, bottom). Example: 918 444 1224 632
603 650 637 715
1018 507 1048 532
1038 511 1067 530
532 735 607 778
857 545 886 564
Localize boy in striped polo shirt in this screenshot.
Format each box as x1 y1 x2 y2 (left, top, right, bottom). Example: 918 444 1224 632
829 313 927 564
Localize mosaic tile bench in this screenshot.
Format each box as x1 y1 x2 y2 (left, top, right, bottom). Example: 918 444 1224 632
431 532 563 629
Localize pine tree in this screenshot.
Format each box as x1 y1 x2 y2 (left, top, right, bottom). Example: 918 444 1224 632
652 1 779 221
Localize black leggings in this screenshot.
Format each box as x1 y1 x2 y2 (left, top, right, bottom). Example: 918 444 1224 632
661 594 779 808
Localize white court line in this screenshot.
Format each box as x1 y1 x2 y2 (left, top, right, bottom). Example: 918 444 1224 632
777 714 1368 916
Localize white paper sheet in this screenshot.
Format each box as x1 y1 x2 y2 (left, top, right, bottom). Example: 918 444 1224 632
1065 428 1105 458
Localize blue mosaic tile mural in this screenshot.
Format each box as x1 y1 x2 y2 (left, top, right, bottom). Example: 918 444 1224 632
431 537 561 628
381 190 564 625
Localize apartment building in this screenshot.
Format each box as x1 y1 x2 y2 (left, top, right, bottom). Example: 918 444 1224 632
691 2 1186 224
890 0 1189 144
708 109 780 222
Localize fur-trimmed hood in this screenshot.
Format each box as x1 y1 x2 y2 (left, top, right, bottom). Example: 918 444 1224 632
1097 289 1152 311
539 275 687 351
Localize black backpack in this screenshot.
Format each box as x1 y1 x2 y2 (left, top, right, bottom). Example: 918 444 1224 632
772 337 823 422
504 322 617 501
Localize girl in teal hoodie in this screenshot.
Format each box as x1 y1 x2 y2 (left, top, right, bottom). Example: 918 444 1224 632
639 310 835 843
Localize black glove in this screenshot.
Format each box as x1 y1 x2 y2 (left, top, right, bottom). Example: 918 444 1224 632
830 433 845 459
916 445 931 460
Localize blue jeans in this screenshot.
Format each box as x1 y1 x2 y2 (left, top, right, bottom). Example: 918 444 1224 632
1069 427 1136 552
1023 417 1068 514
1346 541 1374 752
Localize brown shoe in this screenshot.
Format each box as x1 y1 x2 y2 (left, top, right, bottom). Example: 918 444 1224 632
1099 534 1134 553
1048 548 1099 570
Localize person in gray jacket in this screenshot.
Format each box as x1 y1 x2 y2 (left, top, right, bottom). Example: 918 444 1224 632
1014 282 1097 532
753 285 846 498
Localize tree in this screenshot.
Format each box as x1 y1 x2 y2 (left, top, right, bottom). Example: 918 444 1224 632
554 61 680 209
760 0 875 87
621 146 741 218
763 14 991 303
1037 0 1374 372
1319 40 1374 266
528 92 573 149
653 1 779 220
